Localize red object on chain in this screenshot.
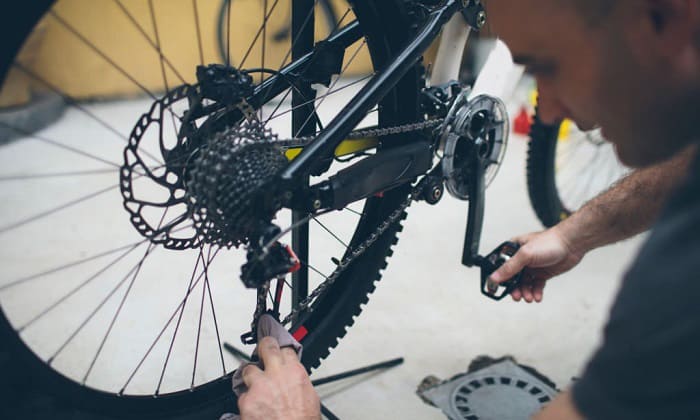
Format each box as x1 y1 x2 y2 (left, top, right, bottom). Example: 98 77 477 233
514 106 533 135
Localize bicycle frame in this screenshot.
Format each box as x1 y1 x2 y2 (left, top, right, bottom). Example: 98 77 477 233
279 0 464 183
252 0 525 270
254 0 525 276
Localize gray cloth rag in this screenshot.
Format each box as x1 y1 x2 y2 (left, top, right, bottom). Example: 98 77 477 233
220 314 303 420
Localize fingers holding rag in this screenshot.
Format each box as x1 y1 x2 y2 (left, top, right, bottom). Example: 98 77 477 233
257 336 285 370
241 364 264 388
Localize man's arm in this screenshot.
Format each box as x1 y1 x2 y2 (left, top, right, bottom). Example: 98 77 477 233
556 144 696 256
489 144 696 302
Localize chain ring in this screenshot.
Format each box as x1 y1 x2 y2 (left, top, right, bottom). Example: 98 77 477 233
441 94 509 200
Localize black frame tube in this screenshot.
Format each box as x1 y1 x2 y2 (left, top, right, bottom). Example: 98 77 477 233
248 21 362 110
280 0 462 183
290 0 316 307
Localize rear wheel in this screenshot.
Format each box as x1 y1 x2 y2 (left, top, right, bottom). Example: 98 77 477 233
527 112 629 227
0 1 425 417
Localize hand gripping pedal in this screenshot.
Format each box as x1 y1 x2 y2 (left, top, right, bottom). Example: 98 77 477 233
478 241 524 301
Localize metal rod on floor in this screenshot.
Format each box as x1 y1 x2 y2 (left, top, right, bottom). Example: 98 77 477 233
320 403 340 420
224 342 252 361
311 357 405 387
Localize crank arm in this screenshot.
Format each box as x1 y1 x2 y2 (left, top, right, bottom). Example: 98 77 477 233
460 152 526 301
462 144 486 267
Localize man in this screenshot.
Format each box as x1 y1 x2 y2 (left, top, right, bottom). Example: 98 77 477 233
239 0 700 418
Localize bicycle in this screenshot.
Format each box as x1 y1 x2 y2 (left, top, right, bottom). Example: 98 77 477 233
0 1 601 418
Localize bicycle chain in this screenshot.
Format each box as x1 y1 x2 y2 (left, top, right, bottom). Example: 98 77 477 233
275 118 444 148
249 118 443 331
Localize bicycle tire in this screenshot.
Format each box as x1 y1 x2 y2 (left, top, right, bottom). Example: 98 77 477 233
527 110 628 228
0 1 425 418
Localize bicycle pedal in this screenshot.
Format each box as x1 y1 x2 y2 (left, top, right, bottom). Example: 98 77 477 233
478 241 524 301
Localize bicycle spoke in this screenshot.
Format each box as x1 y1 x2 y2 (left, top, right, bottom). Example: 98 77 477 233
239 0 282 68
120 247 221 394
203 245 226 377
149 0 171 94
49 10 158 101
335 8 353 31
312 217 348 248
82 209 172 384
45 263 138 366
11 63 164 166
260 0 268 120
294 38 368 137
226 0 232 66
0 239 150 292
267 75 372 123
343 207 364 217
577 147 609 206
562 146 602 208
155 245 205 395
301 260 329 281
13 63 125 141
0 120 124 169
259 0 318 107
192 0 205 66
148 0 179 136
0 162 176 236
0 183 120 236
18 241 146 333
0 168 118 182
190 247 208 388
113 0 186 84
263 85 295 125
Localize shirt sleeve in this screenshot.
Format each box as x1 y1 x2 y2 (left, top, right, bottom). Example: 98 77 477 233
572 201 700 420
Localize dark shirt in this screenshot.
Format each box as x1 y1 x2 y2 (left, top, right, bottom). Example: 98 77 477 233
572 149 700 420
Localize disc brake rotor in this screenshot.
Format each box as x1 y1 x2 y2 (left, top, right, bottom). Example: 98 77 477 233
120 83 286 250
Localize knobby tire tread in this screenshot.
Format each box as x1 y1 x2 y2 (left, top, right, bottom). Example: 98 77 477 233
526 110 570 228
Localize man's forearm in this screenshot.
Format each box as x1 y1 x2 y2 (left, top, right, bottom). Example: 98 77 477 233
555 145 696 255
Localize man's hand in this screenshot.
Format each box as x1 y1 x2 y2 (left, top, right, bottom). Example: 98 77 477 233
238 337 320 420
488 226 584 302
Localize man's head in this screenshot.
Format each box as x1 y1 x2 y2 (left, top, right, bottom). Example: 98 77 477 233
486 0 700 167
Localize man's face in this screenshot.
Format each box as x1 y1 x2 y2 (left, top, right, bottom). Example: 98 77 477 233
487 0 700 167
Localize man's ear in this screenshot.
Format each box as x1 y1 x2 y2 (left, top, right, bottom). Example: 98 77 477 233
644 0 700 56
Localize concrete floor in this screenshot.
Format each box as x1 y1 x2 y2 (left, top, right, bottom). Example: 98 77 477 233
0 79 644 419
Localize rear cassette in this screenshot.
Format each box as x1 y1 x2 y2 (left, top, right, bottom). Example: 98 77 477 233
186 120 288 248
